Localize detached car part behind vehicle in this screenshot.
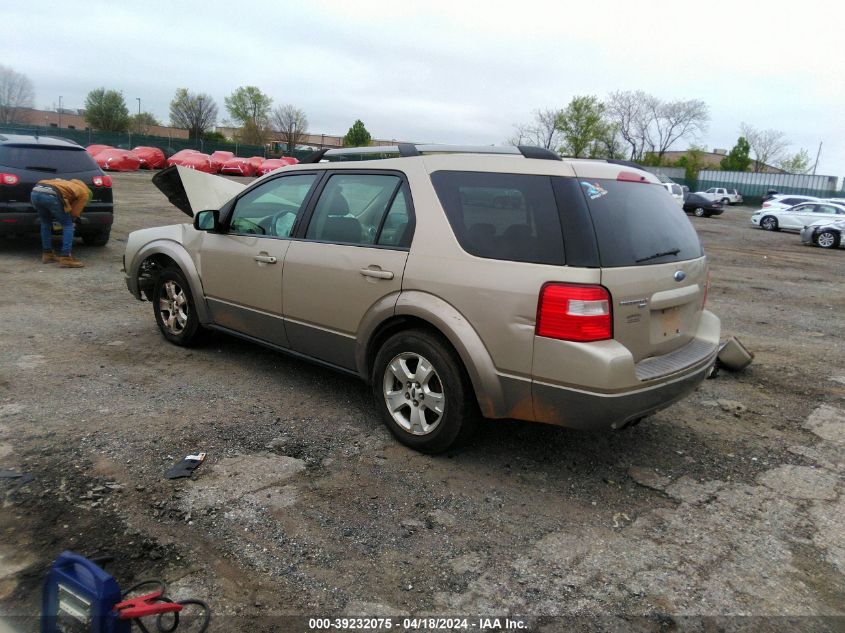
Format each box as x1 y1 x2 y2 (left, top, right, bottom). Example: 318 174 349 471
124 147 720 452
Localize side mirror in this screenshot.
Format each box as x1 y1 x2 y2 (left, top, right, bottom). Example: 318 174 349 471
194 209 220 231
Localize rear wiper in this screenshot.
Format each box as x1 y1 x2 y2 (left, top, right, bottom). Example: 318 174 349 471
26 166 58 172
636 248 680 263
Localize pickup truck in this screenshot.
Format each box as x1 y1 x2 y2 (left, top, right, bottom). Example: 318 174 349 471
697 187 743 205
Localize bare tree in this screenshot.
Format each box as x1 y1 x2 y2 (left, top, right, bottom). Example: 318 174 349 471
740 123 790 172
606 91 708 160
606 91 656 160
507 108 563 150
649 98 709 158
0 64 35 125
271 104 308 153
169 88 218 139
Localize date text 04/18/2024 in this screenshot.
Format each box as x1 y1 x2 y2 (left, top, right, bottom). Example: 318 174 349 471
307 617 529 630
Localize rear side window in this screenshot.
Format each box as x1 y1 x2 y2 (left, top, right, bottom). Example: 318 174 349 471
581 179 703 266
0 146 98 172
431 171 564 265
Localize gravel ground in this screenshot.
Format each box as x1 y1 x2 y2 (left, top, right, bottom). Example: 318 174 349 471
1 172 844 631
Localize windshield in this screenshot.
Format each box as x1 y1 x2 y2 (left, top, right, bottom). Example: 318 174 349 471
581 179 703 266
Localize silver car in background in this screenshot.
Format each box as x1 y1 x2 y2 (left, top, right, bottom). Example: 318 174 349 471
800 217 845 249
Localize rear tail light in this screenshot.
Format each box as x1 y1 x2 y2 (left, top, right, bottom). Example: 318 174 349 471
92 175 112 187
617 171 649 183
701 270 711 309
762 202 770 208
1 173 20 186
537 283 612 342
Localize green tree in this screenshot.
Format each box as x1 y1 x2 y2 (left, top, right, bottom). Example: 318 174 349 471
235 120 268 146
720 137 751 172
169 88 218 139
84 88 130 132
778 149 812 174
343 119 372 147
555 95 608 158
130 112 160 135
224 86 272 128
202 130 227 143
675 146 708 181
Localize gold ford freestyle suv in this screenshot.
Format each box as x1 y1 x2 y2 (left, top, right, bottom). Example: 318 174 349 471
124 144 720 452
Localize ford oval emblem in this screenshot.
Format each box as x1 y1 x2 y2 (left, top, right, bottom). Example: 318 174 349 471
674 271 686 282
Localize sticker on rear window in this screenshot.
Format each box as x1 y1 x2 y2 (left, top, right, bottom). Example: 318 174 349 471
581 181 607 200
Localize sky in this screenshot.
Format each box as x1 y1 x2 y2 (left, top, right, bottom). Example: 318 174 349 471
5 0 845 176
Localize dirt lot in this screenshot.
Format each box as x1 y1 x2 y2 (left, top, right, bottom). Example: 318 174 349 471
1 172 844 631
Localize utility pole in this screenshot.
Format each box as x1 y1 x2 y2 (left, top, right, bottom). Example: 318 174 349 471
812 141 822 176
136 97 142 136
58 96 63 129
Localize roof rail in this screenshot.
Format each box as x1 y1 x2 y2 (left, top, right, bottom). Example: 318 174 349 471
298 144 561 164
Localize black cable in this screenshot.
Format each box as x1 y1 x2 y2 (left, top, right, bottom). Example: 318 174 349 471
173 599 212 633
121 579 167 598
120 578 211 633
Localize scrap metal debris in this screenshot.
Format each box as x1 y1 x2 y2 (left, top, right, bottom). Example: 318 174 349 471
717 336 754 372
165 452 207 480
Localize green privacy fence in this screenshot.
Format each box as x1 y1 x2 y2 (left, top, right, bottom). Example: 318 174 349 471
695 170 840 205
0 124 315 161
641 165 841 205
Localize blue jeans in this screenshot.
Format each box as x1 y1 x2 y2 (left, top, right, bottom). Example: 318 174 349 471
31 191 74 256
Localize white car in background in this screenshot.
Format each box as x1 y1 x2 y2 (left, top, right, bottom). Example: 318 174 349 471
660 182 684 206
759 194 820 211
700 187 743 205
751 200 845 231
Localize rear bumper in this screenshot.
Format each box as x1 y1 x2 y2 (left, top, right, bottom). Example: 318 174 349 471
0 210 113 235
527 309 720 430
531 350 716 430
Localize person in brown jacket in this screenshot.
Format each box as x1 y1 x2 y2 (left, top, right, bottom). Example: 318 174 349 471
30 178 92 268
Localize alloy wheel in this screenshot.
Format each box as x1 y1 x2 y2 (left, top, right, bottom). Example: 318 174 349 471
382 352 445 435
158 280 189 335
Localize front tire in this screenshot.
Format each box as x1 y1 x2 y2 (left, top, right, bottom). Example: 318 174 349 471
693 207 706 217
372 329 479 453
721 198 730 205
816 230 840 249
760 216 779 231
153 267 204 346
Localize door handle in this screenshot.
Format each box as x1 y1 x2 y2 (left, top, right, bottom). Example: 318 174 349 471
359 267 394 280
254 254 277 264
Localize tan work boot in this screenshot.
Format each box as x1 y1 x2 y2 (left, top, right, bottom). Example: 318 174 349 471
42 250 58 263
58 254 85 268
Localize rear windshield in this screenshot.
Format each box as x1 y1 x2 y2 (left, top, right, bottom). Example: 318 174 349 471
430 171 565 265
581 179 703 266
0 145 98 173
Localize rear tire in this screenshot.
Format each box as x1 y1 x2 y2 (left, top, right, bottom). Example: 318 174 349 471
760 216 779 231
721 197 730 205
372 329 479 453
816 230 840 249
152 267 205 346
82 229 110 246
693 207 706 217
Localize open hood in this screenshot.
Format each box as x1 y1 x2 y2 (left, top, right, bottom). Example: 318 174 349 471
152 165 247 217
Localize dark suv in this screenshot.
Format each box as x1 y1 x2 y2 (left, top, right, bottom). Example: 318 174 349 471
0 134 114 246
